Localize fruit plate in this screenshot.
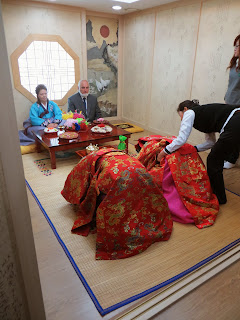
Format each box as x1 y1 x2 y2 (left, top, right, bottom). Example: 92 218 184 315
91 125 112 134
59 132 78 139
44 127 58 133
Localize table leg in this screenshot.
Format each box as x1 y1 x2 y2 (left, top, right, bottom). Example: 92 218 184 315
49 150 56 169
35 139 42 153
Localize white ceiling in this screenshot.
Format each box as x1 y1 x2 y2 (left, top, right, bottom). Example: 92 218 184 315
33 0 179 15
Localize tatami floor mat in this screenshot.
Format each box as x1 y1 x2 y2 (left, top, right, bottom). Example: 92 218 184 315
224 166 240 196
22 152 240 316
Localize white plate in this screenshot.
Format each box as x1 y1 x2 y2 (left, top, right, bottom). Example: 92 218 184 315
91 125 113 134
44 127 58 133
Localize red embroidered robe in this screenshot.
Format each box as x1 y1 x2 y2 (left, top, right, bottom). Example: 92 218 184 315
136 136 219 229
61 148 173 260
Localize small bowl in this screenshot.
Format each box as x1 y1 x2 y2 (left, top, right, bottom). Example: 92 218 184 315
86 144 99 154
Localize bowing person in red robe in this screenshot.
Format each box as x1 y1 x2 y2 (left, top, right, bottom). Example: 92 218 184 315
135 136 219 229
61 148 173 260
157 100 240 204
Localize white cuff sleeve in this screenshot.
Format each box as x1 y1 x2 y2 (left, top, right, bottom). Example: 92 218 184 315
165 109 195 154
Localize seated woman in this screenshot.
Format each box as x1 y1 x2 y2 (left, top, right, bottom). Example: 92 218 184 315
19 84 64 145
135 136 219 229
61 148 173 260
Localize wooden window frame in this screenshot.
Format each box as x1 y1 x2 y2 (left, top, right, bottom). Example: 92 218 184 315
10 34 80 105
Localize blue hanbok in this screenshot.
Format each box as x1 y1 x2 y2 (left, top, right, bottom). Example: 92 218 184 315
19 100 65 145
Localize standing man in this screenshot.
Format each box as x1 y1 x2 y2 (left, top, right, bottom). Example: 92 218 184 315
68 80 102 122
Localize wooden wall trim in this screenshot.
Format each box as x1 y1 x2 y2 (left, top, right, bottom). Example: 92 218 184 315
81 9 88 79
189 1 203 99
145 11 157 127
117 17 124 119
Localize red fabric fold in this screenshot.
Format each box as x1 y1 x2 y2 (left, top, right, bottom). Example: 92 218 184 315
61 148 173 260
162 159 194 224
136 138 219 229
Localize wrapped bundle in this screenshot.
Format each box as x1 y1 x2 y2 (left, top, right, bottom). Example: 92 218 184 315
65 118 78 130
73 110 85 120
62 111 73 120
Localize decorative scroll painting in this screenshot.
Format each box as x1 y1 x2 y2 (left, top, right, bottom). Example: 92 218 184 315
87 16 118 117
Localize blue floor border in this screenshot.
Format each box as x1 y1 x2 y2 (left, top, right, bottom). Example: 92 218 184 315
226 188 240 197
26 179 240 316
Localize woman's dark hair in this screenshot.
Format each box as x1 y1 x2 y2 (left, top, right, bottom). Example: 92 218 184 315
35 84 47 95
177 99 199 112
227 34 240 71
35 84 47 104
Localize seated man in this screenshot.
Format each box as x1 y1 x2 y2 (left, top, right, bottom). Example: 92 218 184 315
68 80 102 122
136 136 219 229
61 148 173 260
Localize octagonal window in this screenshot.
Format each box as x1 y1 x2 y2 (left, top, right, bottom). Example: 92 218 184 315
18 41 75 100
11 35 80 105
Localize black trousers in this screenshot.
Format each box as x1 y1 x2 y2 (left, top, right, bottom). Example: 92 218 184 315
224 150 239 163
207 112 240 204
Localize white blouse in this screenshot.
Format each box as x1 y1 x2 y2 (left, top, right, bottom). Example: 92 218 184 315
164 107 240 154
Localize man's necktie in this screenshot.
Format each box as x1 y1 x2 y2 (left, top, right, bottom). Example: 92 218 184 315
83 98 87 116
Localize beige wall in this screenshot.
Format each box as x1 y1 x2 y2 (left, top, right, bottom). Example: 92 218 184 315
150 3 200 137
2 2 85 129
122 12 155 124
0 2 45 318
0 160 29 319
122 0 240 146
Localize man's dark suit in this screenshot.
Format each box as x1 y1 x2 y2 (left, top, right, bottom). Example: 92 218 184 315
68 92 102 122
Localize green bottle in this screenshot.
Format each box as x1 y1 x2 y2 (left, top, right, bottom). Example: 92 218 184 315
118 135 127 152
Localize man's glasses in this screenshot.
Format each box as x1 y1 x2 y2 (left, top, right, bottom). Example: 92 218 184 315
234 45 240 49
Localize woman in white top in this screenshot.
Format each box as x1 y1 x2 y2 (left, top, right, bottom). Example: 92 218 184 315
157 100 240 204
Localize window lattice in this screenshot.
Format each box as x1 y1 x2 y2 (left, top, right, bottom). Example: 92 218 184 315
18 41 75 100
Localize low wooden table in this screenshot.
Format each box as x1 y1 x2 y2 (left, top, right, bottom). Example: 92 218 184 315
33 124 131 169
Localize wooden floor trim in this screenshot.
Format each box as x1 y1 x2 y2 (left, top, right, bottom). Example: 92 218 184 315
118 246 240 319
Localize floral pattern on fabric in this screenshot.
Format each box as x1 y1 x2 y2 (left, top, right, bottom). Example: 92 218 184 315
136 136 219 229
61 148 173 260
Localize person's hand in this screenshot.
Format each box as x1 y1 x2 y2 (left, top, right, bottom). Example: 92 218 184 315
157 150 166 163
47 123 58 128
